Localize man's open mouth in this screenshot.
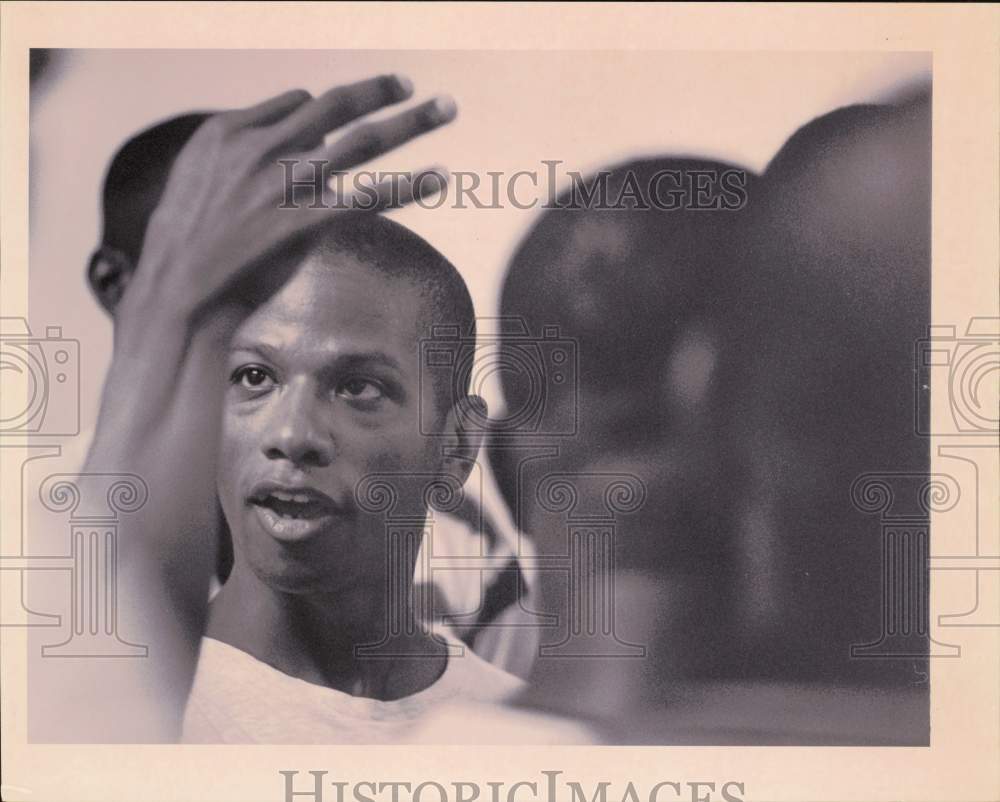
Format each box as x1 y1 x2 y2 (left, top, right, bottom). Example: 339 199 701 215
253 491 333 520
247 483 344 542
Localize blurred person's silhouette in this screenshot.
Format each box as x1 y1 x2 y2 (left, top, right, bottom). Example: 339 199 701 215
505 159 758 722
491 157 756 517
415 96 932 744
728 93 932 701
622 94 933 743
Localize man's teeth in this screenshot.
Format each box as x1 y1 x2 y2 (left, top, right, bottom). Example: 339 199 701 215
258 493 331 521
271 490 313 503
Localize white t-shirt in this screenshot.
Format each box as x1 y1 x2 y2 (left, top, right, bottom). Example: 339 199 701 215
181 636 525 744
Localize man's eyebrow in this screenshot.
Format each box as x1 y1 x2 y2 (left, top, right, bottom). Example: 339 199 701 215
228 340 283 361
336 351 403 372
228 341 402 373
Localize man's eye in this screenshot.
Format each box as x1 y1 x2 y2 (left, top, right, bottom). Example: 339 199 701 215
337 377 385 402
231 365 275 391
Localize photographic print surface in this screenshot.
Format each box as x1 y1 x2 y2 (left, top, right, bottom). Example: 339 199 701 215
2 5 998 802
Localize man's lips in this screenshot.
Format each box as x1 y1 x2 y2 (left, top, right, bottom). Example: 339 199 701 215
247 480 347 543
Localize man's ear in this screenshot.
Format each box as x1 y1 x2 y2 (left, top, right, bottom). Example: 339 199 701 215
87 246 135 315
438 394 488 485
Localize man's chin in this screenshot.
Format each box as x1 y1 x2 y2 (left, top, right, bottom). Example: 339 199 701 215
247 559 343 596
240 538 342 594
236 517 381 596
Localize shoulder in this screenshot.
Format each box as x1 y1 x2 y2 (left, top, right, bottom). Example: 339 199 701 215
181 636 310 743
186 635 257 690
439 638 527 702
181 638 253 742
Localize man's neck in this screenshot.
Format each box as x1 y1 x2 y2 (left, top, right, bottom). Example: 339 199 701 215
205 562 448 700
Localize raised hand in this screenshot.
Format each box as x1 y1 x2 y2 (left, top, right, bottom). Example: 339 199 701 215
121 75 454 328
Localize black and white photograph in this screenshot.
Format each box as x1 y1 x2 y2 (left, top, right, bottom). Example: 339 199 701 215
2 4 998 802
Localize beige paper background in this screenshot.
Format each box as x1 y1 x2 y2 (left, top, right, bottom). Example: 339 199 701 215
1 3 998 801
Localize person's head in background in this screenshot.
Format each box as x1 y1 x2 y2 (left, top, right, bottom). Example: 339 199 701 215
87 113 211 315
86 112 235 578
490 157 760 717
727 91 931 694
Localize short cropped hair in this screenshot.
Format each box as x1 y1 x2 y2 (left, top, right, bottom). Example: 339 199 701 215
308 215 477 415
100 112 212 264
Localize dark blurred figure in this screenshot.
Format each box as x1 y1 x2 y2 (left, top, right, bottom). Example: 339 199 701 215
488 158 761 705
728 93 931 700
495 158 753 460
412 158 764 744
460 95 933 745
492 157 756 507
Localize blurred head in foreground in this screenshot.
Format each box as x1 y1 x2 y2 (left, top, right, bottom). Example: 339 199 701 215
490 93 931 743
728 92 931 691
491 157 761 711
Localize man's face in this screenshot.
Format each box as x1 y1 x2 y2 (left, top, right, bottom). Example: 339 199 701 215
217 254 444 595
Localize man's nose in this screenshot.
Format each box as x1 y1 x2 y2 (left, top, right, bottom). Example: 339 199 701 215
261 380 333 468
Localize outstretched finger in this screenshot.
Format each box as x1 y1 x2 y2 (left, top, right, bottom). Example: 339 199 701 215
311 96 457 178
267 74 415 152
227 88 314 128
